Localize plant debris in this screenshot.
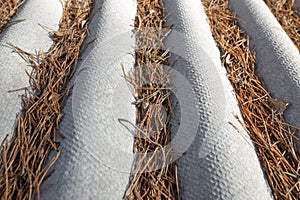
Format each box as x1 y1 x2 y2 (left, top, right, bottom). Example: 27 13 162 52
0 0 92 199
0 0 25 34
123 0 179 199
264 0 300 51
202 0 299 199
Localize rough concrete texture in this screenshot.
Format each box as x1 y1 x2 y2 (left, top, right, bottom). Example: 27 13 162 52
164 0 273 199
0 0 62 142
228 0 300 142
40 0 136 199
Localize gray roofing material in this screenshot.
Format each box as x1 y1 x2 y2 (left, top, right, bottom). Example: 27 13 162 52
164 0 272 199
40 0 136 199
229 0 300 146
0 0 62 142
1 0 299 199
294 0 300 11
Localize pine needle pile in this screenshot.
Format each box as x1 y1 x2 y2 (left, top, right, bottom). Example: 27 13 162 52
202 0 299 199
264 0 300 50
0 0 92 199
0 0 25 34
123 0 180 199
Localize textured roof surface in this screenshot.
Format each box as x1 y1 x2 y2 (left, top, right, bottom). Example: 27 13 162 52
0 0 299 199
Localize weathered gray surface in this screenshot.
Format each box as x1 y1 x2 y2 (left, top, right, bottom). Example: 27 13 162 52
0 0 62 142
229 0 300 144
40 0 136 199
164 0 273 199
2 0 297 199
294 0 300 11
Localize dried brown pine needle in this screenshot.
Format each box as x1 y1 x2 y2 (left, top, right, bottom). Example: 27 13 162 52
201 0 299 199
264 0 300 51
0 0 92 199
123 0 179 199
0 0 25 34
